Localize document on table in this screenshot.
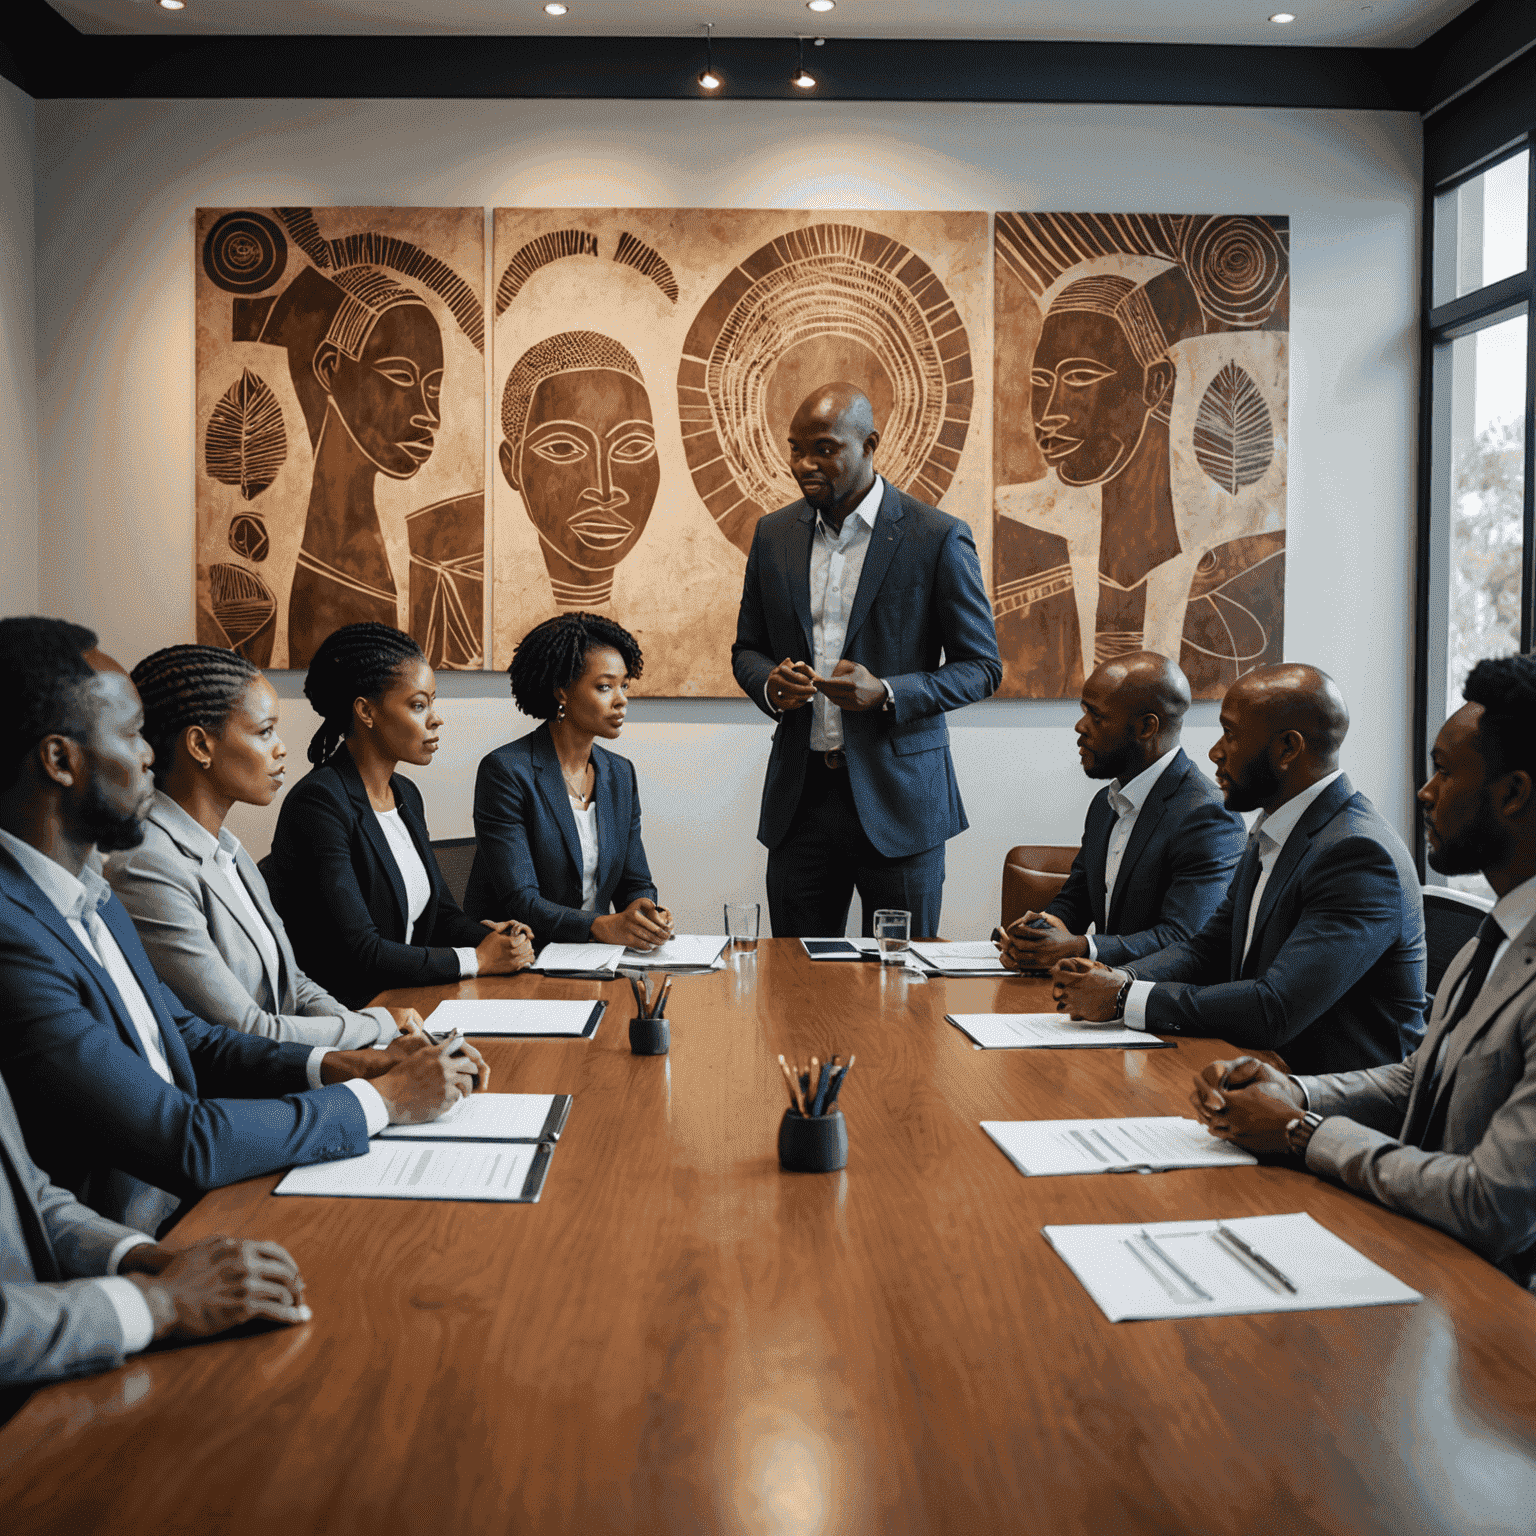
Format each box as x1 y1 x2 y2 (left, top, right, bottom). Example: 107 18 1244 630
1043 1212 1423 1321
274 1141 552 1202
620 934 729 969
982 1116 1258 1176
910 941 1010 976
527 942 625 976
800 938 878 960
377 1093 571 1142
948 1013 1171 1050
425 998 605 1037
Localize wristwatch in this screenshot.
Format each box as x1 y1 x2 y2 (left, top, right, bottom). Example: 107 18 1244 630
1285 1111 1324 1158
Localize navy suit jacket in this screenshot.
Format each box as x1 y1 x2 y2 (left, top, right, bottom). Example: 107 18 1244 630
0 850 368 1229
263 750 489 1009
731 480 1002 858
1046 749 1246 967
1129 774 1428 1074
462 725 658 948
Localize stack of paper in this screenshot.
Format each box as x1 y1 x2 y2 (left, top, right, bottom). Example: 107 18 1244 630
377 1093 571 1142
426 999 604 1037
910 941 1010 977
528 942 624 976
1044 1212 1423 1320
981 1117 1258 1176
949 1013 1169 1050
620 934 729 970
274 1141 551 1203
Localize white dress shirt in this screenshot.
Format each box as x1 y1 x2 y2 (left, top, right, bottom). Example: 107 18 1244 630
1084 746 1182 961
1122 770 1344 1032
372 807 478 978
569 795 600 911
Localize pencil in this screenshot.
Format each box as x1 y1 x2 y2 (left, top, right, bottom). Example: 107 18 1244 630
777 1054 804 1113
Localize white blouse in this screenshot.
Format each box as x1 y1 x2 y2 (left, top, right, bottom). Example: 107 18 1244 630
569 794 600 912
373 807 432 935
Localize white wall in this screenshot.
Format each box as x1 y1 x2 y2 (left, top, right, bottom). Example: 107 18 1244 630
31 99 1422 938
0 75 37 614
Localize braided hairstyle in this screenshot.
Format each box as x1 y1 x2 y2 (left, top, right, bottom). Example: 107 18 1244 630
0 616 99 791
1464 655 1536 782
304 622 425 765
509 613 643 721
131 644 260 785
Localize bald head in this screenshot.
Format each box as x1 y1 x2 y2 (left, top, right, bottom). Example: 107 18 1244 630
1212 663 1350 813
1076 652 1192 781
787 381 882 525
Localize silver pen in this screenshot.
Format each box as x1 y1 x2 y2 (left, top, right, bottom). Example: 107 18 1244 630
1136 1229 1214 1302
1214 1223 1298 1294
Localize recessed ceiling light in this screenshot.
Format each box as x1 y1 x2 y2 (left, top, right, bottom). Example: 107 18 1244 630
544 2 567 12
807 1 835 12
1269 11 1296 20
158 0 186 9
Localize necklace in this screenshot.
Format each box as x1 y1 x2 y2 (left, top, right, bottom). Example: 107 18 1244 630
562 761 592 802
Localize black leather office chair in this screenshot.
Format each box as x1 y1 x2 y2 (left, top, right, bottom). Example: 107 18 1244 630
431 837 478 909
1422 885 1493 1002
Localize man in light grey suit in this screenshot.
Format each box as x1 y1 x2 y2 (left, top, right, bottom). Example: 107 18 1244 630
0 1068 310 1389
1191 655 1536 1289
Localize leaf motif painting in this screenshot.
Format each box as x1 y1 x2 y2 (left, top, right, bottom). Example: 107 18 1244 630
205 368 287 501
1193 361 1274 496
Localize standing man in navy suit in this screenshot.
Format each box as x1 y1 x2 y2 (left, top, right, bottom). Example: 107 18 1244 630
732 383 1001 939
0 618 485 1234
1053 663 1427 1075
1000 652 1246 971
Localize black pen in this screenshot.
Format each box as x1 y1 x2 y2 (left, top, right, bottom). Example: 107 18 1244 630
823 1054 854 1109
810 1062 832 1116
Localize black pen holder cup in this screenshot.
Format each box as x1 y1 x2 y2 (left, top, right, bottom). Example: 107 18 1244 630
629 1013 670 1056
778 1108 848 1173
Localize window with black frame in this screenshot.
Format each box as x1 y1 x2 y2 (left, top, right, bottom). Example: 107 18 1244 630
1420 139 1536 901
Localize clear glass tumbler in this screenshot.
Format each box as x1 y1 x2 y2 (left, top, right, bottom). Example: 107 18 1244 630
725 901 760 951
873 908 911 966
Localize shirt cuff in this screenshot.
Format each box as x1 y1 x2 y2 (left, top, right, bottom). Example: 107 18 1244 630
1085 934 1098 961
343 1078 391 1136
764 679 781 715
96 1277 156 1355
881 677 896 711
106 1232 155 1275
359 1005 399 1046
1122 979 1155 1032
1289 1075 1312 1110
455 947 479 978
306 1047 331 1091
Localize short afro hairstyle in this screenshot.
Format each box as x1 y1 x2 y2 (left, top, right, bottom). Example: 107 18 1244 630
1464 654 1536 782
509 613 643 721
303 622 426 765
0 616 100 792
132 644 260 785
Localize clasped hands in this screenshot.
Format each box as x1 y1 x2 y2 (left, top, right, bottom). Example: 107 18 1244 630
767 657 887 714
591 897 674 951
999 910 1089 970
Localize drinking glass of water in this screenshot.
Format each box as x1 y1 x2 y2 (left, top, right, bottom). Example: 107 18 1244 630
873 908 911 966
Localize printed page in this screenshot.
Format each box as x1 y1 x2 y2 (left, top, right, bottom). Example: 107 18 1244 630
949 1014 1160 1049
1043 1213 1424 1321
427 999 599 1036
621 934 730 968
527 943 624 974
378 1094 564 1141
981 1117 1258 1176
275 1141 542 1201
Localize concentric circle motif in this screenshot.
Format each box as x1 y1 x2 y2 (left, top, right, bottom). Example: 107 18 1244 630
677 223 973 554
1179 215 1287 329
202 211 288 295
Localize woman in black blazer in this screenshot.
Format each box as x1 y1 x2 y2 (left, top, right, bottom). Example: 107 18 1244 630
463 613 671 950
263 623 534 1009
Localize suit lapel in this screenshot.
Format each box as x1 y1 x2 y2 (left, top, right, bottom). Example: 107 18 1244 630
236 846 296 1002
1226 839 1264 978
842 481 905 650
591 747 622 898
786 506 816 654
533 726 584 881
393 781 442 938
338 752 409 936
99 898 197 1092
1106 753 1185 929
1246 776 1354 974
1081 792 1113 931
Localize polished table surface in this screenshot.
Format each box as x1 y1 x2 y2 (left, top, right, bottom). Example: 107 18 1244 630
6 941 1536 1534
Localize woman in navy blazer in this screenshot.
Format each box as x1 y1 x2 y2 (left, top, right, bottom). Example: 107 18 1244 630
263 623 534 1009
464 614 670 950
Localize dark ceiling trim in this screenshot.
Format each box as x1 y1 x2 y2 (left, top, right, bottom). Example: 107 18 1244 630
2 3 1422 107
1412 0 1536 120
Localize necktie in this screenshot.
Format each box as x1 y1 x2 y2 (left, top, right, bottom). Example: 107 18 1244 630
1415 914 1504 1145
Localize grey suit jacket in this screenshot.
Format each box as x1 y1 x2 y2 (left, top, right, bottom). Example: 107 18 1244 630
105 793 395 1049
0 1071 143 1386
1299 915 1536 1290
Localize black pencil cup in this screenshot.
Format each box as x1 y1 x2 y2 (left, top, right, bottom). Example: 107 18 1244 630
778 1108 848 1172
629 1013 670 1056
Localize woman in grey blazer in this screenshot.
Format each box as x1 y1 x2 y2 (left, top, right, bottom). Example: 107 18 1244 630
106 645 419 1048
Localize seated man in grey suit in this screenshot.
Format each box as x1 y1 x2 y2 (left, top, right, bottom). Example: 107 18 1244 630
1053 663 1426 1074
999 652 1245 972
1190 656 1536 1288
1 1067 309 1389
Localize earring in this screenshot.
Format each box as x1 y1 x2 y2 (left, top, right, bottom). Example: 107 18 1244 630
556 702 566 722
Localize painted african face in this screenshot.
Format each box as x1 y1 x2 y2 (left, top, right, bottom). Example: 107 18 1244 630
1031 310 1152 487
325 304 444 480
511 369 659 572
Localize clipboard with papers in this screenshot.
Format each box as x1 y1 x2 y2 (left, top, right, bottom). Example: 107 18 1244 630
948 1013 1171 1050
274 1140 554 1203
377 1093 572 1143
981 1117 1258 1176
424 999 605 1038
526 942 625 978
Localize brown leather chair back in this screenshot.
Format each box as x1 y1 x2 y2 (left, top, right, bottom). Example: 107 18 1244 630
1000 844 1078 929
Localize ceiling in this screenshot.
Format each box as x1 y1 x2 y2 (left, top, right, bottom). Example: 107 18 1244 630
48 0 1481 49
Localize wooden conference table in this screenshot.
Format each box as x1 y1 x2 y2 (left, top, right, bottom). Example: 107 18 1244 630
5 941 1536 1534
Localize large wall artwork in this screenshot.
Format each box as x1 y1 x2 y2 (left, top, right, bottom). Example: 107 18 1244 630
192 206 1285 699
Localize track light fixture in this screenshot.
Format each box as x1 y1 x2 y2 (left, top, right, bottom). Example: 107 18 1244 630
792 36 818 91
698 23 723 93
